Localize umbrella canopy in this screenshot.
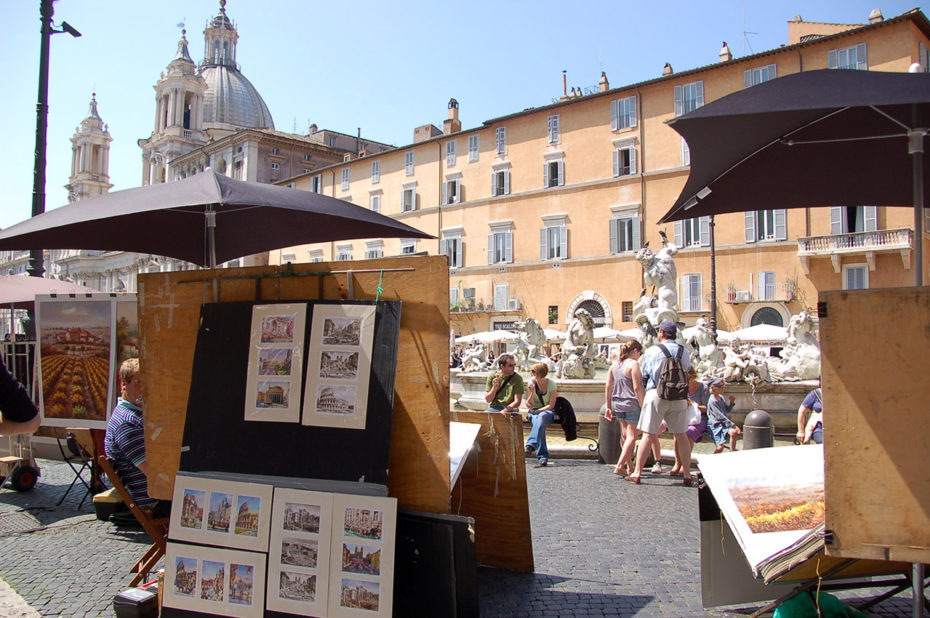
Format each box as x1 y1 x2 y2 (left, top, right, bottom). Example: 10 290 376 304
543 328 565 341
592 326 635 342
681 325 731 343
454 330 520 344
618 327 645 341
661 69 930 224
0 171 433 268
727 323 787 344
0 275 99 309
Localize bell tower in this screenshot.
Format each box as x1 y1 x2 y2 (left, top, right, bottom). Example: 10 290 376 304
65 93 112 201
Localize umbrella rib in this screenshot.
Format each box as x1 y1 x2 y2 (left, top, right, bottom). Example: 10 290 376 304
781 132 905 146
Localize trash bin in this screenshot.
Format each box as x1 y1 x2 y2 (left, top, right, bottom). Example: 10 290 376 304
598 404 622 464
743 409 774 450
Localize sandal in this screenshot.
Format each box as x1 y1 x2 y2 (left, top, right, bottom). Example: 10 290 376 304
624 475 641 484
682 476 693 487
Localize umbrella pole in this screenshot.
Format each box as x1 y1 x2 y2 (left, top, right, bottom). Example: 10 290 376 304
206 206 217 269
912 137 925 287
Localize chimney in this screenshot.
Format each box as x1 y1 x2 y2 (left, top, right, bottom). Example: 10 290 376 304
598 71 609 92
663 62 674 76
356 128 361 154
719 41 732 62
561 70 568 101
868 8 883 23
443 98 461 134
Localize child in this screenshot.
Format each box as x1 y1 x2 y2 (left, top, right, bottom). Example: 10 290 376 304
707 377 742 454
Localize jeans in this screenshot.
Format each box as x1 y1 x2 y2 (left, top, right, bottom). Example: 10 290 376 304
526 410 554 462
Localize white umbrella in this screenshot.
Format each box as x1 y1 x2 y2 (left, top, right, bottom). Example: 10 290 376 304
454 330 519 344
618 327 644 341
728 323 788 344
592 326 636 343
543 328 565 341
681 325 732 344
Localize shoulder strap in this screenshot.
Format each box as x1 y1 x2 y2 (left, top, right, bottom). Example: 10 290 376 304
675 345 683 361
498 374 513 391
658 344 671 359
814 388 822 404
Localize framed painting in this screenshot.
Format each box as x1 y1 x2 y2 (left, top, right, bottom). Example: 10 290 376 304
164 542 266 618
302 304 376 430
168 473 274 552
266 488 335 616
244 303 307 423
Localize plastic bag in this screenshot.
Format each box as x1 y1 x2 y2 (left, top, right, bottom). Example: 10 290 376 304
687 402 701 426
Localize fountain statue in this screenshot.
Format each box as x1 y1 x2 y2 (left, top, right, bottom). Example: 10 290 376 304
634 232 681 347
686 316 723 375
764 311 821 381
460 341 488 373
557 308 597 379
513 317 548 372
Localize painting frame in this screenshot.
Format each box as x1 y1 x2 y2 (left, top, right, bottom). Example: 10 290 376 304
302 304 376 430
168 473 274 552
244 303 307 423
164 542 266 618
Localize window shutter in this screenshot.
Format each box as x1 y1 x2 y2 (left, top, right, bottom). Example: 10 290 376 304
674 220 683 246
745 211 756 243
828 49 837 69
613 149 620 177
774 209 787 240
695 80 704 108
864 206 877 231
630 147 637 175
557 161 565 186
609 219 619 254
503 171 510 195
674 85 683 117
699 216 710 246
505 232 513 263
455 241 463 268
540 228 547 260
442 182 448 205
744 69 752 88
857 43 868 69
610 100 619 131
757 273 765 300
830 206 843 234
487 234 494 264
543 162 550 188
632 217 642 250
491 173 497 197
769 64 777 79
559 226 568 259
630 95 638 127
440 238 449 259
456 181 463 203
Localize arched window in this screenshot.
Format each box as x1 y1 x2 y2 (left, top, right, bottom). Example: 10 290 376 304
750 306 784 327
576 300 606 326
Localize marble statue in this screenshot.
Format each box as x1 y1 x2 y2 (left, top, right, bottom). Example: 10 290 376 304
460 341 488 373
557 308 597 379
686 317 723 376
513 317 548 372
765 311 821 381
634 232 681 347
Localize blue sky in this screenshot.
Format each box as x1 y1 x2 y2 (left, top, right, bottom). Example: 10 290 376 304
0 1 919 229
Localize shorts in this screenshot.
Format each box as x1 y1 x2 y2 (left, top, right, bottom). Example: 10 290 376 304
637 389 689 435
611 398 641 425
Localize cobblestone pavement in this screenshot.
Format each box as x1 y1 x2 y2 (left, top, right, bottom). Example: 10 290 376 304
0 458 922 616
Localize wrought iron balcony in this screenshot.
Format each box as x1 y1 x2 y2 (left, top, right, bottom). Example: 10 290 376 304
797 227 912 273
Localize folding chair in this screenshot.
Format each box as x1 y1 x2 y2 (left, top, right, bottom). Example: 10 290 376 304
55 428 93 507
98 455 169 587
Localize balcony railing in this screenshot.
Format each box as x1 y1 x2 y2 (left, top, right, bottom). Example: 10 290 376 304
797 228 912 273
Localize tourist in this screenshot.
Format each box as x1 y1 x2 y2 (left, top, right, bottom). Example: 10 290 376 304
484 353 524 414
606 340 644 477
796 384 823 444
707 377 742 453
523 362 558 467
0 358 40 436
671 368 710 476
104 358 171 517
626 320 693 486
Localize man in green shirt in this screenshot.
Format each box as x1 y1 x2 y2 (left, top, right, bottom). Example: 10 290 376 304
485 353 524 414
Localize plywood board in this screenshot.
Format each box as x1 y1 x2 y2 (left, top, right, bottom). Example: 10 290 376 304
449 410 534 572
138 256 450 513
820 287 930 563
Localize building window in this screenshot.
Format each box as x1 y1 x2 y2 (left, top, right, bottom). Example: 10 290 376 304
450 287 459 306
610 95 637 131
369 194 380 213
443 177 462 204
364 241 383 260
491 169 510 197
308 249 323 263
271 162 280 171
303 154 312 162
613 143 637 177
302 169 310 174
446 140 456 167
441 230 463 268
341 168 350 191
285 182 296 189
405 151 414 176
674 80 704 117
468 135 479 162
401 239 417 255
829 43 867 70
495 127 507 155
402 186 416 212
843 264 869 290
336 245 352 261
310 174 322 193
328 136 336 148
675 217 710 247
745 209 787 242
681 273 703 312
463 287 476 300
609 214 642 254
750 306 784 326
272 148 280 155
493 283 509 311
547 114 560 144
830 206 877 234
758 271 776 301
548 305 559 325
371 160 380 183
487 223 513 265
281 252 296 264
744 63 777 87
540 221 567 260
621 301 634 323
544 159 564 188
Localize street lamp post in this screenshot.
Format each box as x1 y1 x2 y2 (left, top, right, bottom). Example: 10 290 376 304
27 0 80 280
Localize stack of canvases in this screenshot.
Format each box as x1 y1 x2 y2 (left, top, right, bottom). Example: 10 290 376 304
161 301 402 617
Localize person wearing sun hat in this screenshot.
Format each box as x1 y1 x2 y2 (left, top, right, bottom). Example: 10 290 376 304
706 377 742 453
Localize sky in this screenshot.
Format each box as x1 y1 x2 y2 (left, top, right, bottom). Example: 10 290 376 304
0 0 920 229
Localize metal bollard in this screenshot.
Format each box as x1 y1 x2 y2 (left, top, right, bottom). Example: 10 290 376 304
743 409 774 450
597 403 622 464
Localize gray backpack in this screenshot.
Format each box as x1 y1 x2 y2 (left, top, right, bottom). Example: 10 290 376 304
656 344 688 400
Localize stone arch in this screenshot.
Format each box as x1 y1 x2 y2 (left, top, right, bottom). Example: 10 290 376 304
566 290 613 327
740 302 790 328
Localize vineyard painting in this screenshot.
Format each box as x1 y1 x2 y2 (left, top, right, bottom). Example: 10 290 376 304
37 298 113 428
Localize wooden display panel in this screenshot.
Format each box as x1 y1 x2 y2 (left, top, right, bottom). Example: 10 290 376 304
137 256 450 513
449 410 534 572
820 287 930 563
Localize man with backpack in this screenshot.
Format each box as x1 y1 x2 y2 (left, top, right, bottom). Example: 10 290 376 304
625 320 693 486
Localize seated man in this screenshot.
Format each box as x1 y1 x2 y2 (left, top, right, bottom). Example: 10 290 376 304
0 358 40 436
484 353 524 414
104 358 170 517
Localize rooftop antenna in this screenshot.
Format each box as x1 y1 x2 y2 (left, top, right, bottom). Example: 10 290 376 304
742 2 757 54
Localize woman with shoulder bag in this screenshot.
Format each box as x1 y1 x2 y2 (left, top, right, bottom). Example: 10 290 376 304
524 362 558 467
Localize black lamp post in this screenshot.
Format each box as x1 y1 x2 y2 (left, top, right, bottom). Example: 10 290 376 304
27 0 81 280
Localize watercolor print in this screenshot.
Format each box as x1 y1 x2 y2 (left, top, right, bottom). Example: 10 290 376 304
244 303 307 423
168 474 273 553
36 296 115 429
164 542 266 618
302 304 376 430
341 543 381 576
339 578 380 612
266 488 334 616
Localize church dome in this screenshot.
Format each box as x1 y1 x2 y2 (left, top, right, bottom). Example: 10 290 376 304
198 64 274 130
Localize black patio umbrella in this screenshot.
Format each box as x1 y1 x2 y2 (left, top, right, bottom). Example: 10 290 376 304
659 69 930 284
0 170 433 268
